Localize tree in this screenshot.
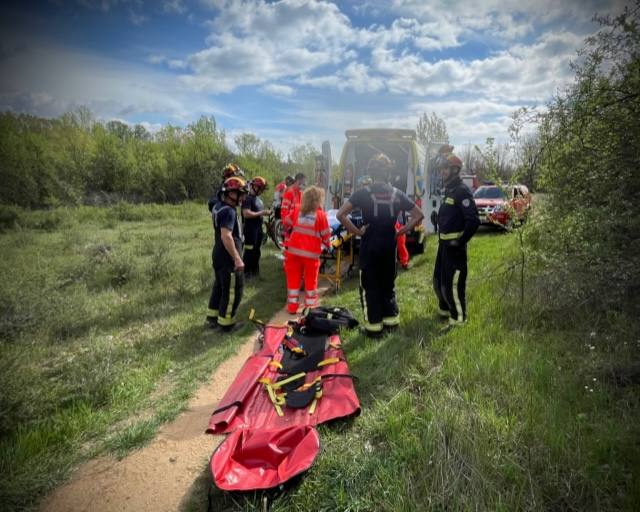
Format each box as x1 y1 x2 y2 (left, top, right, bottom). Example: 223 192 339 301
524 1 640 312
416 111 449 151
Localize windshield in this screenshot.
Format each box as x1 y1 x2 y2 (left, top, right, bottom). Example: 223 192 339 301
474 187 506 199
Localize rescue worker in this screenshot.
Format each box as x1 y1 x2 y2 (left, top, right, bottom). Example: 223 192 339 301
337 154 424 337
273 175 294 219
241 177 270 279
208 163 244 212
207 176 248 331
281 172 305 223
283 186 331 314
396 212 410 270
433 153 480 326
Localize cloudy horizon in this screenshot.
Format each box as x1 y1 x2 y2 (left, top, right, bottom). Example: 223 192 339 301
0 0 629 158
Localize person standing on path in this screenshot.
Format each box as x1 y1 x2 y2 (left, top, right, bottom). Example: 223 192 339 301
337 154 424 337
283 186 331 314
207 176 248 331
433 153 480 326
241 177 270 279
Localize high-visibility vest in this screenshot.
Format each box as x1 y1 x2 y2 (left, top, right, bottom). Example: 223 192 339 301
284 207 331 259
281 186 302 222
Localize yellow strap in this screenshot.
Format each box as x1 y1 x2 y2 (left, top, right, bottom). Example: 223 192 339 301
317 357 340 367
308 389 322 415
268 360 283 369
271 372 307 390
300 376 322 390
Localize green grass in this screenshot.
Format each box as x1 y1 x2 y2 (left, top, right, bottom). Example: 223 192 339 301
3 207 639 511
201 229 640 511
0 202 286 511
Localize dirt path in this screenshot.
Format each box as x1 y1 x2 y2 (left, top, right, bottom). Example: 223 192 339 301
42 308 293 512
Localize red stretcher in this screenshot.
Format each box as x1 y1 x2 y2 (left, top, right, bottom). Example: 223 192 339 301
207 324 360 491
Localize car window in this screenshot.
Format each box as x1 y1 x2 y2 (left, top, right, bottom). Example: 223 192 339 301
473 187 506 199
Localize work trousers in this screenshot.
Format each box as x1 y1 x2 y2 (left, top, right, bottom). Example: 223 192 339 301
395 222 409 267
208 266 245 327
433 242 468 324
285 253 320 314
359 242 399 334
243 228 263 277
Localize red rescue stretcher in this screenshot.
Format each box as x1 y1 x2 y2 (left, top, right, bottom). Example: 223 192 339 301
207 322 360 491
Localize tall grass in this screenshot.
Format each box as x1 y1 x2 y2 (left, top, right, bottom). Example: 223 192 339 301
202 229 640 511
0 201 286 511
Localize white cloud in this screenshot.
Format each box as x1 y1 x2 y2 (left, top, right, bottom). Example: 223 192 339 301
163 0 187 14
0 41 230 122
262 83 295 96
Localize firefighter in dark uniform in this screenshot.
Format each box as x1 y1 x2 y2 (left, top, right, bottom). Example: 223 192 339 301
241 176 270 279
208 163 244 212
433 153 480 325
207 176 248 331
337 154 424 337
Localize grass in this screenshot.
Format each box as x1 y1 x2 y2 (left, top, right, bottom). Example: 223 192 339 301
2 205 639 511
201 228 640 511
0 202 286 511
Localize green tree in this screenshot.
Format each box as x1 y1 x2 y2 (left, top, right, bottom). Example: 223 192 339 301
526 2 640 311
416 111 449 150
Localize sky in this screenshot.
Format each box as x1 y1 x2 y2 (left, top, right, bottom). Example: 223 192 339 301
0 0 629 159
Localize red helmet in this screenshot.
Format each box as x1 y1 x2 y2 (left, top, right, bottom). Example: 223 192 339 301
221 176 248 194
251 176 268 192
222 163 244 179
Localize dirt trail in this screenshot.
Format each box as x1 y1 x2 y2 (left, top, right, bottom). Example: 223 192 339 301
42 308 293 512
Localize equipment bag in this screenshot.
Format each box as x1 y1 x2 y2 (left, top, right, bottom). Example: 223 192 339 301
300 306 358 335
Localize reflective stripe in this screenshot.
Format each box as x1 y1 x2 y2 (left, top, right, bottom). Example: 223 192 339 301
444 197 455 205
364 322 384 332
382 315 400 326
298 214 317 225
449 316 465 325
287 247 320 259
437 308 450 318
439 231 463 240
218 316 235 326
225 271 236 320
287 288 300 295
305 300 316 306
320 228 331 236
452 270 463 321
366 186 397 218
292 226 320 237
359 270 368 323
244 244 254 250
288 297 299 304
207 308 218 317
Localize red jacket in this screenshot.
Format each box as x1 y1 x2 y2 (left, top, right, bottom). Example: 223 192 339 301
281 185 302 222
284 207 331 259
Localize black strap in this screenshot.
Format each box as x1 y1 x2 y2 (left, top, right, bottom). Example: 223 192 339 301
212 400 242 415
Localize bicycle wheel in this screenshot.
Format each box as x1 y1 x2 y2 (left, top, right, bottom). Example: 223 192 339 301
272 219 285 250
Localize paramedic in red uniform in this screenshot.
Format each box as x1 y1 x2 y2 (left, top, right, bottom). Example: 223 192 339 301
281 172 306 259
273 175 294 219
337 154 424 337
283 186 331 314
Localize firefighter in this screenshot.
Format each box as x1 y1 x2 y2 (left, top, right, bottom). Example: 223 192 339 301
241 176 270 279
337 154 424 337
207 176 248 331
283 186 331 314
208 163 244 212
433 153 480 326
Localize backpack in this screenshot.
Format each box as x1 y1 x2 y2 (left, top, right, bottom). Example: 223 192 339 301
300 306 358 335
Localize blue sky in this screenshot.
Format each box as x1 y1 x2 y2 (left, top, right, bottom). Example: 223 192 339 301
0 0 628 158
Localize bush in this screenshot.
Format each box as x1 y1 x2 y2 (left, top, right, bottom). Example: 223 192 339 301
0 205 22 232
525 5 640 315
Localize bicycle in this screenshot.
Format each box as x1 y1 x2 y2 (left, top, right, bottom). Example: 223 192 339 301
263 209 285 250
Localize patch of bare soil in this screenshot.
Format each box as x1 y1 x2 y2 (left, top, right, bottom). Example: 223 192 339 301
42 308 294 512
